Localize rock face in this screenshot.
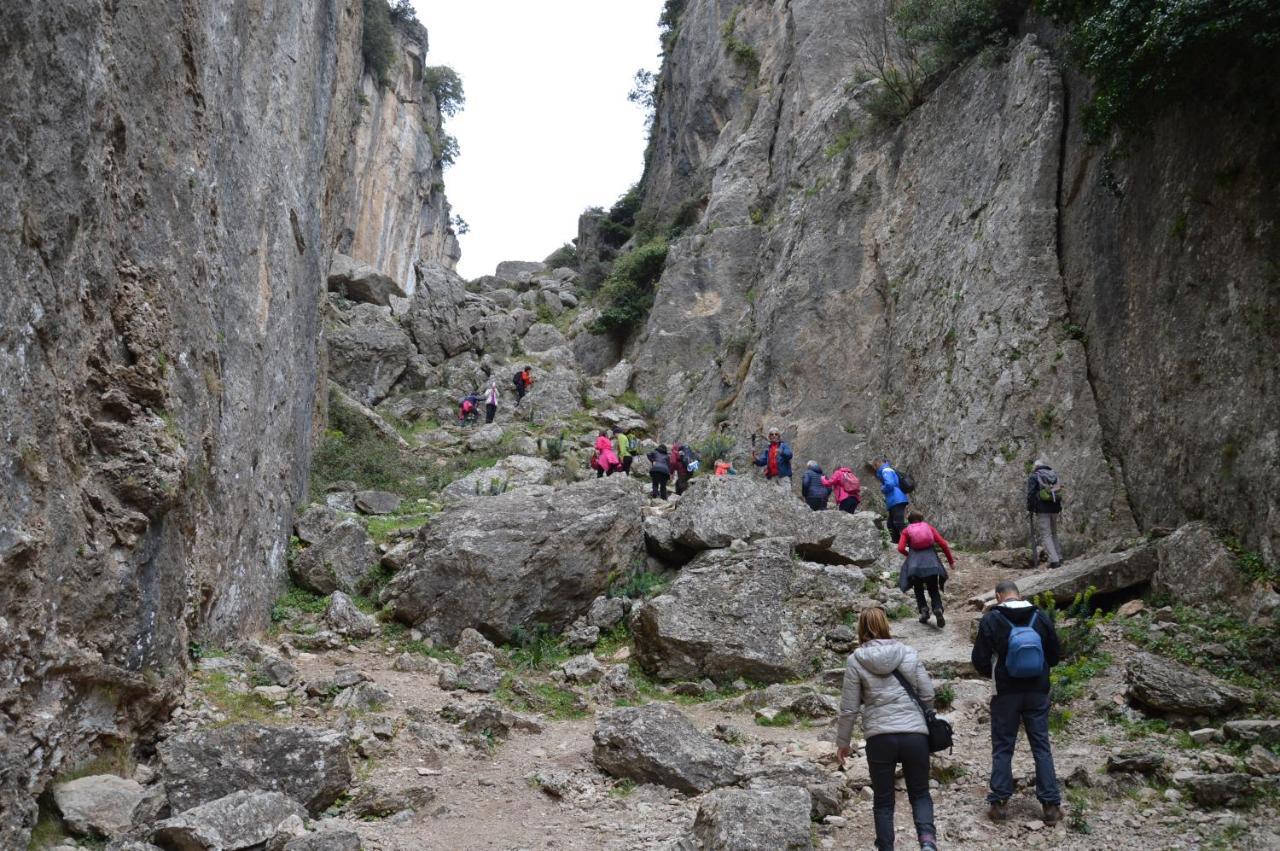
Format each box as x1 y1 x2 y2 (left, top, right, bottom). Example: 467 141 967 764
327 253 405 307
691 785 815 851
632 538 866 683
382 477 645 643
157 724 352 816
1126 653 1252 716
592 704 742 794
440 455 554 503
326 302 415 404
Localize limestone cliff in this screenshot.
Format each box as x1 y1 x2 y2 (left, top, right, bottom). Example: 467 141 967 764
615 0 1278 557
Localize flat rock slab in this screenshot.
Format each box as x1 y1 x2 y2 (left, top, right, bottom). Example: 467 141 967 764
1126 652 1252 716
968 544 1157 610
890 616 977 676
354 490 402 515
593 704 742 794
151 790 306 851
53 774 145 838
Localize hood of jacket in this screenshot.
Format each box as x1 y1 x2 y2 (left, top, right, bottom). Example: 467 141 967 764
853 639 908 675
993 599 1037 625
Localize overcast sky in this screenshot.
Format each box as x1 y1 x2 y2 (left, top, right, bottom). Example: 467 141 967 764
412 1 665 279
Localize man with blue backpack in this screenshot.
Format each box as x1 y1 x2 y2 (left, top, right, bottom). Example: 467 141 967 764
971 580 1063 827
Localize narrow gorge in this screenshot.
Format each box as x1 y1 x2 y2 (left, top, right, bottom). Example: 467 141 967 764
1 1 1277 849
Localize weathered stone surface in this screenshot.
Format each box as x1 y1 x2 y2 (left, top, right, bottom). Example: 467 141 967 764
333 682 392 712
739 760 845 820
326 301 414 404
587 596 629 631
690 785 814 851
464 423 504 452
324 591 378 639
383 477 645 643
52 775 145 838
151 790 307 851
327 253 405 306
407 262 475 365
631 538 866 682
1224 719 1280 746
560 654 605 685
354 490 402 516
1126 653 1251 716
593 704 742 794
290 521 376 596
1151 522 1249 606
971 545 1158 610
602 361 634 398
495 260 546 283
1176 773 1255 807
158 725 351 815
455 627 499 657
349 783 435 817
441 653 502 693
797 510 884 566
1106 752 1166 777
662 477 811 552
283 832 362 851
295 504 343 546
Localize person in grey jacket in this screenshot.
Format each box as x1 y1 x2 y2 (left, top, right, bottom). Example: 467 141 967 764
836 607 939 851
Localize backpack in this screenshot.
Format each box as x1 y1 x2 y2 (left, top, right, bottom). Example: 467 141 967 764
461 399 474 414
994 610 1045 678
897 469 916 494
1035 468 1062 504
681 445 698 466
512 371 524 390
840 470 861 499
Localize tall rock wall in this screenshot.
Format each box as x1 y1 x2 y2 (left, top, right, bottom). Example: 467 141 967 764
621 0 1277 556
0 1 373 841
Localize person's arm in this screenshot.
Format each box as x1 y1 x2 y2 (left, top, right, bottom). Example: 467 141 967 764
930 525 956 567
972 615 994 678
780 442 792 462
754 449 766 467
1026 475 1039 512
835 658 862 753
911 655 936 711
897 535 909 556
1040 608 1062 668
821 474 834 488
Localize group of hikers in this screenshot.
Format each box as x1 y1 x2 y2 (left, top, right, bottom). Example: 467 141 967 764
457 367 534 426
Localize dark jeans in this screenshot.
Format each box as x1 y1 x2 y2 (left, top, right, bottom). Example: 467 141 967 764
838 496 860 513
515 387 526 405
621 455 633 476
485 403 496 423
866 732 935 850
806 497 828 511
912 575 942 611
988 691 1061 805
888 503 908 543
674 470 690 495
650 471 669 499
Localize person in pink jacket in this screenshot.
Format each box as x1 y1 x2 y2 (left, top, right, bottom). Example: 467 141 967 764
593 430 621 478
822 466 862 513
897 511 956 627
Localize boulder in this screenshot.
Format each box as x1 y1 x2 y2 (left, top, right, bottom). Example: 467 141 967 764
661 476 811 552
440 456 553 504
157 725 351 815
587 595 628 630
739 760 846 820
354 490 402 515
1224 719 1280 746
294 504 341 545
1152 522 1249 605
324 591 378 639
326 302 414 404
283 832 362 851
560 654 605 685
602 360 634 397
455 627 498 657
564 621 600 649
52 774 145 838
540 290 564 316
333 682 392 712
440 698 541 741
631 538 866 682
327 253 405 307
441 653 502 693
330 385 410 449
970 544 1159 610
151 790 307 851
465 423 504 452
690 785 814 851
380 539 415 572
1177 773 1255 807
796 510 884 566
592 704 742 794
522 323 568 353
495 260 546 283
1106 752 1166 777
349 783 435 817
1126 652 1252 716
382 477 645 644
290 520 376 596
406 262 475 366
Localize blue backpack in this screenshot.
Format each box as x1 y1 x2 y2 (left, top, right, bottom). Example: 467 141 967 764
995 610 1045 678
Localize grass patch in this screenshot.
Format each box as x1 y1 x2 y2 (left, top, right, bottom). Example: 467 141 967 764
608 778 638 798
616 390 663 419
754 709 797 728
496 679 589 720
507 625 575 672
608 570 669 600
364 513 430 544
196 670 278 725
934 683 955 710
594 624 632 659
271 583 329 624
885 602 916 621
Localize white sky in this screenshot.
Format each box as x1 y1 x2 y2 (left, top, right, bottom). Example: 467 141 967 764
413 1 665 279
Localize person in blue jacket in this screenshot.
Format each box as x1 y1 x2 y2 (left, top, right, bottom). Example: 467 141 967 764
870 456 910 543
754 427 793 487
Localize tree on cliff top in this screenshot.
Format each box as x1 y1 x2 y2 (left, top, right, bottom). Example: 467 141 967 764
362 0 397 87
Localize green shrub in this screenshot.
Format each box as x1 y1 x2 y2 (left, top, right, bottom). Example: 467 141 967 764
895 0 1023 67
698 432 735 463
609 570 670 599
722 7 761 75
589 238 670 336
424 65 465 117
544 242 578 269
599 184 644 248
361 0 397 87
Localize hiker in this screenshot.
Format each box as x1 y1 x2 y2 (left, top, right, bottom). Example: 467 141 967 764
836 607 940 851
897 510 956 627
823 464 862 513
753 428 793 487
594 429 621 478
458 392 479 425
1026 458 1064 569
613 427 634 476
971 580 1063 827
801 460 831 511
870 457 910 543
670 442 699 495
484 379 499 424
647 444 672 499
513 366 533 406
713 458 736 476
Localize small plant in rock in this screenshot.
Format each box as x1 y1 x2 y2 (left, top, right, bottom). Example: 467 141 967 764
608 570 670 600
543 431 567 461
934 683 955 710
1066 788 1093 834
609 778 638 798
884 602 916 621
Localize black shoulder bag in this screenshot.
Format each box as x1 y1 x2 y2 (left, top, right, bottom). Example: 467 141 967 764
891 670 953 754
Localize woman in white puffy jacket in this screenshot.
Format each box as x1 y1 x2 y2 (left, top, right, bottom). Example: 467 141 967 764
835 607 939 851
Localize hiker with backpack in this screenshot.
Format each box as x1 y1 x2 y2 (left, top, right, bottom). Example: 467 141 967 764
897 510 956 627
512 367 533 406
713 458 736 476
1026 458 1064 569
971 580 1063 827
593 429 621 478
613 427 634 476
836 606 942 851
822 465 862 513
647 444 672 499
458 392 480 425
670 442 699 495
484 379 499 424
801 461 831 510
753 428 793 487
870 457 911 543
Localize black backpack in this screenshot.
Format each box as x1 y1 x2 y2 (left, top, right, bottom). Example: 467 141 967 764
898 469 916 494
512 371 524 390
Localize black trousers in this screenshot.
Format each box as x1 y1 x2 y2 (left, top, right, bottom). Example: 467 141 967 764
888 503 908 543
838 496 860 513
485 403 496 424
805 497 828 511
912 575 943 611
674 469 690 495
866 732 935 850
620 455 633 475
650 471 669 499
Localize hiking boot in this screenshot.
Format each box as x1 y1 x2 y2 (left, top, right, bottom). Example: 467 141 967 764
987 800 1009 823
919 834 939 850
918 607 931 625
1042 802 1063 825
1048 562 1061 569
933 607 945 628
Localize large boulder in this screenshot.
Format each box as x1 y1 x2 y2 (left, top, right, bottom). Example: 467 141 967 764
382 477 645 643
325 302 414 404
690 785 814 851
157 725 352 815
796 510 884 566
324 591 378 639
495 260 546 283
289 520 376 596
327 253 405 307
592 705 742 794
52 774 145 838
631 538 866 682
970 543 1159 610
283 833 362 851
1126 652 1252 716
354 490 402 515
294 504 342 545
739 759 846 820
407 262 475 365
663 476 811 551
151 790 307 851
440 455 553 503
1152 522 1249 605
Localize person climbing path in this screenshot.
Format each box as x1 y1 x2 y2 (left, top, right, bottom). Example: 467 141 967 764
1026 458 1064 568
593 429 620 478
801 460 831 510
484 379 499 424
823 464 861 513
871 456 910 542
513 366 533 406
613 427 634 476
647 443 672 499
754 428 793 488
897 510 956 627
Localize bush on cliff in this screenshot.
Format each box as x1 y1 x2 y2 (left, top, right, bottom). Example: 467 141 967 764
425 65 465 117
589 238 670 336
362 0 397 87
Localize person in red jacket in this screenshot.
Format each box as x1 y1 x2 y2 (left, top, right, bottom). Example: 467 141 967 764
897 510 956 627
822 465 862 513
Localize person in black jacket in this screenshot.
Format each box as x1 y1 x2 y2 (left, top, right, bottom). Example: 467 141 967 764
1026 459 1064 568
647 444 672 500
801 461 831 511
971 580 1063 826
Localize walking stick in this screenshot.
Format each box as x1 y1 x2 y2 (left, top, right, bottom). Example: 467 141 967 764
1029 512 1040 568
